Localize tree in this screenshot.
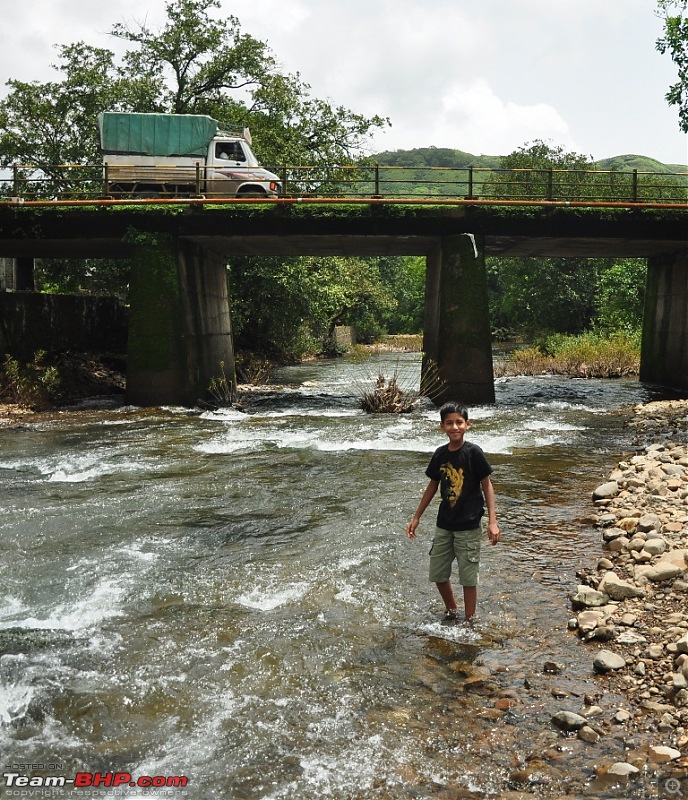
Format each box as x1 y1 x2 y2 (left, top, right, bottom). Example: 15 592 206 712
487 256 601 335
657 0 688 132
593 259 647 332
487 139 596 200
0 0 388 176
0 43 155 192
227 255 397 359
377 257 425 334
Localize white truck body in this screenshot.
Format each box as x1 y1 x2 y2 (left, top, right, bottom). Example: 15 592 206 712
99 112 281 198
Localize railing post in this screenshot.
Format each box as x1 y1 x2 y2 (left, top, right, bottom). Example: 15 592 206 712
467 166 474 199
195 162 202 196
632 169 639 202
102 162 110 197
13 164 20 197
281 166 288 197
547 168 554 201
374 163 380 197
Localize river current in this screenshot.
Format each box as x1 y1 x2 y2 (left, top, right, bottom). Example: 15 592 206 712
0 353 673 799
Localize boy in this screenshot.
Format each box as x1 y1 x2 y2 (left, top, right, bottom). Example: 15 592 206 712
406 401 500 621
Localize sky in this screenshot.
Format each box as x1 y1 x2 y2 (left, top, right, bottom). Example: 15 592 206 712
1 0 687 165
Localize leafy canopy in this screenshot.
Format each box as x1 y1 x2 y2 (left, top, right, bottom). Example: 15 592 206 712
0 0 389 171
656 0 688 132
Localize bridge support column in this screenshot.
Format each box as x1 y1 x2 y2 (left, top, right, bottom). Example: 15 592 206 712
127 235 236 406
640 249 688 391
423 234 495 405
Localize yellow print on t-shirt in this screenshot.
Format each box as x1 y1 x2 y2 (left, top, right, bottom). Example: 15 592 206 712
439 463 464 508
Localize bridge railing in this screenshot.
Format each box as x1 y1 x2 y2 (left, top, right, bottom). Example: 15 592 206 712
1 162 687 204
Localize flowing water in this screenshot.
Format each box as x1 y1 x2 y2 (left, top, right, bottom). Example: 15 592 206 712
0 353 674 799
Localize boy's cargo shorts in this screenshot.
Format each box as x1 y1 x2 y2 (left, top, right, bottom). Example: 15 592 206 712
428 526 481 586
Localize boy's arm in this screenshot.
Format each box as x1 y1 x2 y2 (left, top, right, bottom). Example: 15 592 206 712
406 479 439 539
481 475 500 545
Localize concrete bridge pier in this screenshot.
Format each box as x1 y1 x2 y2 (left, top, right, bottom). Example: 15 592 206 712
640 249 688 391
422 233 495 406
127 235 236 406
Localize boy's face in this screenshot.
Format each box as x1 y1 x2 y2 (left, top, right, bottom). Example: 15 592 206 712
440 412 469 447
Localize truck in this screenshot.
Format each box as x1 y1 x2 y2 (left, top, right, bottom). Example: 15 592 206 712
98 112 281 198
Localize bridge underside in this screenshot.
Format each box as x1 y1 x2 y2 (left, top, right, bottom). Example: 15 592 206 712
0 204 687 405
0 233 684 260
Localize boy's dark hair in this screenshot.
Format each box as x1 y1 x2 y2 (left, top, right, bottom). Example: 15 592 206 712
439 401 469 421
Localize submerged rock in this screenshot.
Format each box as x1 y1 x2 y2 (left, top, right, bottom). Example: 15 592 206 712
0 627 74 656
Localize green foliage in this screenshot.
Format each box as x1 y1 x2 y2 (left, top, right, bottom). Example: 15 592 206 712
377 257 425 334
488 255 648 338
487 255 601 335
593 259 647 332
503 331 641 378
228 255 397 360
0 43 156 193
0 351 61 409
0 0 388 192
656 0 688 132
595 153 688 174
483 142 654 340
34 258 130 301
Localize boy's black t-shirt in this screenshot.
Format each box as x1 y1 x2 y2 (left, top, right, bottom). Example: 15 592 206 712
425 441 493 531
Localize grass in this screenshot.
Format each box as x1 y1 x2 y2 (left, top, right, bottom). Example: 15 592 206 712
377 334 424 352
497 331 641 378
353 354 445 413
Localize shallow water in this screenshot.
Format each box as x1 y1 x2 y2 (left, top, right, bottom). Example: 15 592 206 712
0 354 673 798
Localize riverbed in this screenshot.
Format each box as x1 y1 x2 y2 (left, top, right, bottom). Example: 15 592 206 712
0 353 673 798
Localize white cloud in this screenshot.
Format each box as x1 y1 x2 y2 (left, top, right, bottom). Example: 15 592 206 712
0 0 685 164
369 79 575 156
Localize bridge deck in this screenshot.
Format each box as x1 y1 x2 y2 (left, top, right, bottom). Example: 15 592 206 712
0 202 686 259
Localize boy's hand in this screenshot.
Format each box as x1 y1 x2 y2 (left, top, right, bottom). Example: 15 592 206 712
406 517 419 539
487 522 500 545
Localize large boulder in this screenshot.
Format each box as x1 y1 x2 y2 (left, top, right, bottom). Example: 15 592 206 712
593 649 626 673
635 550 688 583
598 572 645 600
592 481 620 500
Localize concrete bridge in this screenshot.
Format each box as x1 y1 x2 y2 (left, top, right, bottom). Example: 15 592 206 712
0 199 686 406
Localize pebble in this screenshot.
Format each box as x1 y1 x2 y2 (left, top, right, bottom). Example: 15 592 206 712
607 762 640 779
552 710 588 731
593 650 626 673
648 745 681 762
569 400 688 771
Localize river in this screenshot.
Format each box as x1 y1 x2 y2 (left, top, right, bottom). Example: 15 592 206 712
0 352 672 799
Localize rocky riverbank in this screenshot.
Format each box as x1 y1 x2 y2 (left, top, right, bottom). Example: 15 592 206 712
567 398 688 785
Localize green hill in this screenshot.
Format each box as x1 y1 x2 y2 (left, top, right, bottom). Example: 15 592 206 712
373 146 500 169
593 154 688 174
374 146 686 173
369 147 687 199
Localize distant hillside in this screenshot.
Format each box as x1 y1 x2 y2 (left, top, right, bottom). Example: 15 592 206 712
369 146 686 198
373 146 686 173
594 154 688 174
373 146 500 169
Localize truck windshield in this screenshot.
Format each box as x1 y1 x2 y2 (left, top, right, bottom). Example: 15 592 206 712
215 142 246 162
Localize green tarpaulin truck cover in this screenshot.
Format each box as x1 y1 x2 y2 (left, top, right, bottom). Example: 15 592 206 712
98 112 219 157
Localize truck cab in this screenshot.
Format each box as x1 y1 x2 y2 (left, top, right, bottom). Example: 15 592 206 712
206 134 281 197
